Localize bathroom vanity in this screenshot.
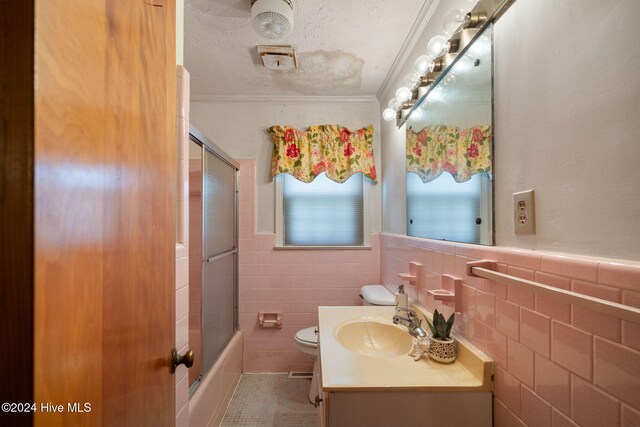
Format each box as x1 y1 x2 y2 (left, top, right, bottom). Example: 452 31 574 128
317 306 493 427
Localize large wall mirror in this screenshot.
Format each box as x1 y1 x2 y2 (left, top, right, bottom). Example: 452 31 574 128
405 24 493 245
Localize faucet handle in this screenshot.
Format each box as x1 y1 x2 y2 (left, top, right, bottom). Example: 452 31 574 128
396 307 417 317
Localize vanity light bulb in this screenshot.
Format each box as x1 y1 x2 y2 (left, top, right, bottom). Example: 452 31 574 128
403 73 422 89
388 97 402 110
442 9 467 37
426 35 449 59
396 86 412 102
382 108 397 121
414 55 435 74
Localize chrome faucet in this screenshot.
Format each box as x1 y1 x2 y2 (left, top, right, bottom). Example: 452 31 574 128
392 308 428 339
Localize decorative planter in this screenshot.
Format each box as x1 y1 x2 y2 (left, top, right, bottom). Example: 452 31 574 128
428 337 456 363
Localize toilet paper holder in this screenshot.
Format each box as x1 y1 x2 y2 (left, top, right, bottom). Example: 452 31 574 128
258 312 282 328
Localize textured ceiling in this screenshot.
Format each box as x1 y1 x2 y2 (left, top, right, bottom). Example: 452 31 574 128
185 0 426 96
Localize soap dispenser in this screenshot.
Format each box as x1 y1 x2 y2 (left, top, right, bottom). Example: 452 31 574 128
395 284 408 311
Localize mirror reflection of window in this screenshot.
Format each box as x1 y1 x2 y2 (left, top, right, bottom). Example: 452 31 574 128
405 24 493 245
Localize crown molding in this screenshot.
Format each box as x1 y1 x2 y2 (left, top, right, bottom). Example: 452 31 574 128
376 0 441 102
190 94 379 104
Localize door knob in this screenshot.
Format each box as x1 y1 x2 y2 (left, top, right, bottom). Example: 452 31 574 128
171 348 194 374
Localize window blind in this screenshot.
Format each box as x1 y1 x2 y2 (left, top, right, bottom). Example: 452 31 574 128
281 173 364 246
407 172 487 244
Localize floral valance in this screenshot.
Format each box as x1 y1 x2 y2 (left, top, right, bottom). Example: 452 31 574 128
268 124 377 183
406 124 492 183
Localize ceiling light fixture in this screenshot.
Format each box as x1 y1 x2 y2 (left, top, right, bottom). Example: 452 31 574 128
251 0 294 40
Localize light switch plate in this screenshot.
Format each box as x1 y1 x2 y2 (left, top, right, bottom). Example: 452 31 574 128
513 190 535 235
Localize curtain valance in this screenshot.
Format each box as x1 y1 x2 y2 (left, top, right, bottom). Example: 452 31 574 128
406 124 492 183
268 124 377 183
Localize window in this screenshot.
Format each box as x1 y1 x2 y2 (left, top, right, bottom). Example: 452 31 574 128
406 172 492 245
275 173 367 247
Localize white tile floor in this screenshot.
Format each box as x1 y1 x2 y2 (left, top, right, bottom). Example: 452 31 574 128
221 374 318 427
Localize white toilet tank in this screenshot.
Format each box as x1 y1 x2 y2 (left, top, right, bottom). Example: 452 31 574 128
360 285 395 306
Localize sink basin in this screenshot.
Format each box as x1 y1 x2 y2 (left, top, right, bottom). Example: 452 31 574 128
334 319 413 358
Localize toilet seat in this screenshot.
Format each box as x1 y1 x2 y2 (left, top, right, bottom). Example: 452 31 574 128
295 326 318 348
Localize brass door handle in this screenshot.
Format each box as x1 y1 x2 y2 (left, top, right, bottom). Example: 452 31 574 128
171 348 194 374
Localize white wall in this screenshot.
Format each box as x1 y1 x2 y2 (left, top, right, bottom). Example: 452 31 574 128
190 98 382 234
494 0 640 259
380 0 640 260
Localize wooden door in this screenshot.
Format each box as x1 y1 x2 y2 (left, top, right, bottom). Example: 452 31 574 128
32 0 176 425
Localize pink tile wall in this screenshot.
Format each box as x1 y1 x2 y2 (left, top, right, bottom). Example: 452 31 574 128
236 159 381 372
380 233 640 427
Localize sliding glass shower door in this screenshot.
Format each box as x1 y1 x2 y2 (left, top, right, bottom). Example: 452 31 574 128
202 145 237 372
188 128 238 392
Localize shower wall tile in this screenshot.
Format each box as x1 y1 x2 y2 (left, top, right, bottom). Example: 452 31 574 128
379 232 640 427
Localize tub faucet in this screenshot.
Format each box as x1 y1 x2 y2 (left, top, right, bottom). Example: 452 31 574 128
392 308 428 339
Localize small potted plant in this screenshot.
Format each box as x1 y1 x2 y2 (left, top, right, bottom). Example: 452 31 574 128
425 309 456 363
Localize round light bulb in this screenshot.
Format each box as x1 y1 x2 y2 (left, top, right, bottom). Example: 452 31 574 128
382 108 397 121
442 9 467 37
426 35 449 59
403 73 421 89
414 55 435 74
396 86 412 102
388 97 402 110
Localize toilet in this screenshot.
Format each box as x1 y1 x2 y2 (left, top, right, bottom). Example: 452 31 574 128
294 285 396 404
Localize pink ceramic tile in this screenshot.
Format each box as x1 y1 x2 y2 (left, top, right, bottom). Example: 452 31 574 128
486 326 509 368
507 265 536 281
622 321 640 352
536 271 572 290
494 399 526 427
551 409 579 427
507 338 534 388
572 279 620 301
534 354 571 416
433 251 444 273
475 291 496 326
494 365 522 415
520 386 552 427
599 261 640 291
594 337 640 408
176 314 189 352
486 279 508 299
508 285 535 310
176 286 189 320
551 321 593 380
176 256 188 289
571 375 620 427
444 253 456 274
498 249 542 271
540 254 599 282
572 306 621 342
536 294 572 323
496 298 520 340
622 404 640 427
521 308 551 358
623 290 640 308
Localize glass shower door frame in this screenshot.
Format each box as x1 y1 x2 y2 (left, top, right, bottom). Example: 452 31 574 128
188 126 239 395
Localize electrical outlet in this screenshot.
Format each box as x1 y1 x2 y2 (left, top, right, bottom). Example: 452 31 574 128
513 190 535 235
